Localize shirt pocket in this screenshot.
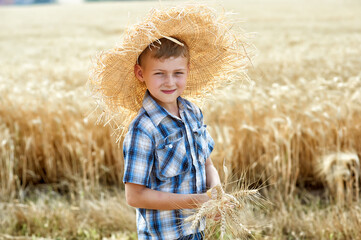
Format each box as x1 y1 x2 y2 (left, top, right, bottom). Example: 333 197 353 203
155 131 189 179
193 124 210 165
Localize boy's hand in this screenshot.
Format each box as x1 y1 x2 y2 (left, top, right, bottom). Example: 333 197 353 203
206 185 237 221
206 184 224 200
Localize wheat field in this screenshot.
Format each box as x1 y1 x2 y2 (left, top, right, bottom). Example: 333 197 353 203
1 0 361 239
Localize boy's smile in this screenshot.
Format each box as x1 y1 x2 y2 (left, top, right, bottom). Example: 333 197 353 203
134 55 189 115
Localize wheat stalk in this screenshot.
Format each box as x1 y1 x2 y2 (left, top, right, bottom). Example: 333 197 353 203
185 184 261 239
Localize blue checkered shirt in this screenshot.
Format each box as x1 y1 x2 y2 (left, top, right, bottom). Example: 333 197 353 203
123 91 214 240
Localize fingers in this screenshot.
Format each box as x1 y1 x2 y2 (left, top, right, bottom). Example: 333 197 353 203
206 211 221 221
213 213 222 221
207 184 224 200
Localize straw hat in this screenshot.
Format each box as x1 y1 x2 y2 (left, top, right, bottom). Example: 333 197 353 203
88 3 254 139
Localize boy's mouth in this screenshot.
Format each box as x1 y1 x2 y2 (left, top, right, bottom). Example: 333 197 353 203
161 89 176 94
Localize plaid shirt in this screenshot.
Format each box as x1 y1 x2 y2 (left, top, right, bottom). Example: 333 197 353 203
123 91 214 240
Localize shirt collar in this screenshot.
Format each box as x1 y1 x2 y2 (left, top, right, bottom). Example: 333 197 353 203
142 90 189 126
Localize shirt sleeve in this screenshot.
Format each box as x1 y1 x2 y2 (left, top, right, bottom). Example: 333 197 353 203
204 125 215 158
123 127 154 187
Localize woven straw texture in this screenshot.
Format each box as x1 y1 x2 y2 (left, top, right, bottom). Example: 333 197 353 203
88 4 254 138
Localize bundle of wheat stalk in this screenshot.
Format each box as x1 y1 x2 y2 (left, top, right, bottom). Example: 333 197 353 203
185 184 262 239
186 163 265 239
316 152 360 204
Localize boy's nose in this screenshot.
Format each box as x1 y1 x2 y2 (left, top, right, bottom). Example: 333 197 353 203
164 75 175 86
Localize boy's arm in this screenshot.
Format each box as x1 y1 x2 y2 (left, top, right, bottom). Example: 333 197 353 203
205 157 221 189
125 157 220 210
125 182 210 210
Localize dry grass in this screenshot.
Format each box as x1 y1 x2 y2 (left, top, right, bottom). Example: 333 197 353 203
0 188 136 239
0 0 361 239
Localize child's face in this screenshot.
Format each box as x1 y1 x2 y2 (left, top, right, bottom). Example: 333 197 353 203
134 55 188 111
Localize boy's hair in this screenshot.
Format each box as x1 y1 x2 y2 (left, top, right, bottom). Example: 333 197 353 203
137 37 189 67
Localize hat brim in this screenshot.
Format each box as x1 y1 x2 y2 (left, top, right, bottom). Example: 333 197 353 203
88 4 254 137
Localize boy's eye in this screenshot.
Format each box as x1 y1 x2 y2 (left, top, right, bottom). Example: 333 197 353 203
175 72 184 75
155 72 163 75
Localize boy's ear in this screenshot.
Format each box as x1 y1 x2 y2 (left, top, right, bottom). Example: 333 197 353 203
134 64 144 82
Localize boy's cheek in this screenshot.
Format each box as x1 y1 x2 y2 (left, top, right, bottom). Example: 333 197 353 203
181 80 187 91
179 77 187 87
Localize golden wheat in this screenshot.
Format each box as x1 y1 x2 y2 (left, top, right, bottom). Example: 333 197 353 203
185 184 261 239
0 0 360 239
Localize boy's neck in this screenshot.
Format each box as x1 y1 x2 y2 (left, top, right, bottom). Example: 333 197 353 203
149 94 180 118
161 101 180 118
169 106 180 118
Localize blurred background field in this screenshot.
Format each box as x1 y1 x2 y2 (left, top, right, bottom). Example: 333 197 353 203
1 0 361 239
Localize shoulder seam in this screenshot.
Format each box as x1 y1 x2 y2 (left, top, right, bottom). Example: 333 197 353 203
129 113 155 145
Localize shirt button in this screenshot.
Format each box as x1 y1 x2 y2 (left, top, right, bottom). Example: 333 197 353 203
168 144 173 149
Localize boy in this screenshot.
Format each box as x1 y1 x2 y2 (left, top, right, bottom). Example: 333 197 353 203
88 4 250 240
123 37 221 239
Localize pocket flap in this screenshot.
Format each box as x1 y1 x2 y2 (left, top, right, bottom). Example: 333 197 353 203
192 124 207 136
155 130 189 179
156 131 183 150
